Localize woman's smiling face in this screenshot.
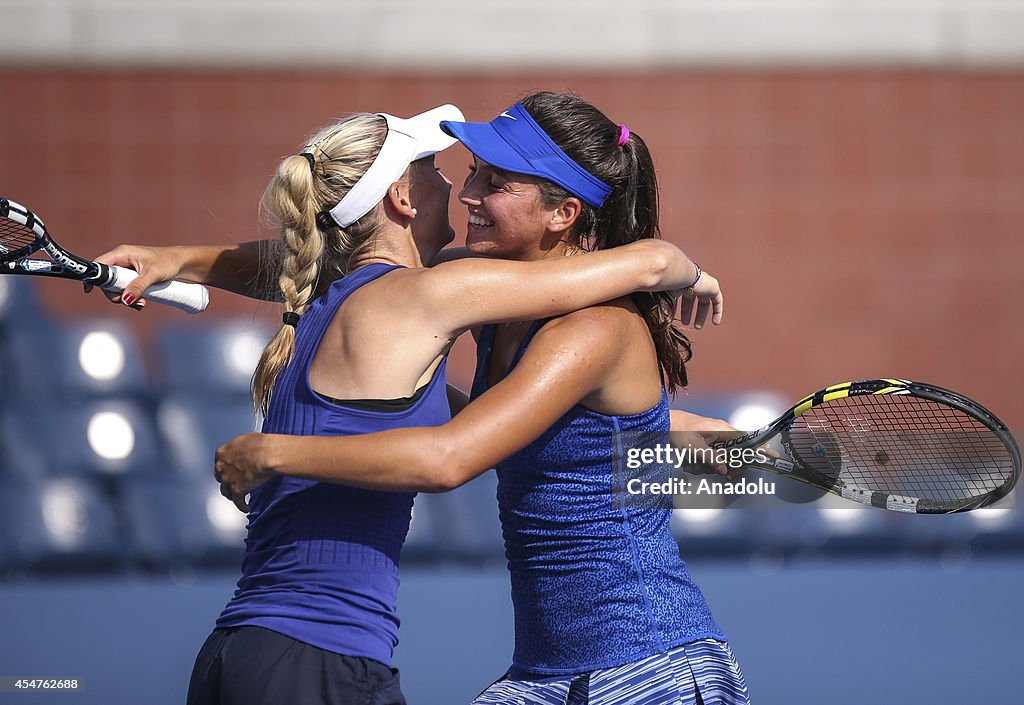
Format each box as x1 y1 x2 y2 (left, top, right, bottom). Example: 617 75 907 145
458 158 562 261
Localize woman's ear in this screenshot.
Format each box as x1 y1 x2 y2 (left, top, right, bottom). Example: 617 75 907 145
384 182 416 220
548 197 581 234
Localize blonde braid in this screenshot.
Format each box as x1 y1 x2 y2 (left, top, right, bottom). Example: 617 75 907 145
251 113 392 414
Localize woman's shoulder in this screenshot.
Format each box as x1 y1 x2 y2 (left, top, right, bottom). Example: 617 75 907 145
340 263 425 298
530 299 648 359
540 297 644 334
325 264 433 329
530 300 662 415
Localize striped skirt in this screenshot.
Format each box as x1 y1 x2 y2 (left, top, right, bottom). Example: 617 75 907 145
471 639 750 705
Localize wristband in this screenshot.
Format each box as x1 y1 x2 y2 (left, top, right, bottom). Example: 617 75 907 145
684 262 701 290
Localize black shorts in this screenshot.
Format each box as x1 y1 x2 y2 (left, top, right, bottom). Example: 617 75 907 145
186 626 406 705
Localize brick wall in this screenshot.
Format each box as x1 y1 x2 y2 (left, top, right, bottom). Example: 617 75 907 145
1 69 1021 428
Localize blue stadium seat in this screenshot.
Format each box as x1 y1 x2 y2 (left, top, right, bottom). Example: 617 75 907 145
118 474 246 569
0 526 9 570
403 492 453 563
0 276 47 329
671 506 760 557
743 498 907 558
424 472 505 563
0 400 163 483
156 397 259 477
0 427 52 482
964 506 1024 553
156 322 274 401
902 505 1024 555
2 319 152 401
0 279 48 398
0 477 125 572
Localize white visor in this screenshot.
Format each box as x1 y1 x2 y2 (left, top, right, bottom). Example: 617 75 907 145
326 104 465 228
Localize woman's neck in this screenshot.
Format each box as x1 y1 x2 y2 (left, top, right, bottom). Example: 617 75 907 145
349 223 424 270
503 237 578 263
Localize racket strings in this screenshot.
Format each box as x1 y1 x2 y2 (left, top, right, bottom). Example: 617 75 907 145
0 219 36 257
791 394 1013 502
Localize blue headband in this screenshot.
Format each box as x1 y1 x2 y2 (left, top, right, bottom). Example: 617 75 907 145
440 103 613 208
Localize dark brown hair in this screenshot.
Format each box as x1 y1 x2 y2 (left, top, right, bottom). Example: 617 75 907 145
521 91 692 393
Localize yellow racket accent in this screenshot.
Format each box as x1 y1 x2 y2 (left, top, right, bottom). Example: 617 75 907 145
793 380 908 416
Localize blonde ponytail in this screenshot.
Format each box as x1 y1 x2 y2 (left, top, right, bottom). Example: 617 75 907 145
251 113 393 414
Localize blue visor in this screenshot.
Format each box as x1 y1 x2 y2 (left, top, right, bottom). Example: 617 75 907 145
440 103 613 208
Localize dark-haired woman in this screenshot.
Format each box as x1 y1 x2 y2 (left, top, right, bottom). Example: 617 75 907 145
217 93 750 705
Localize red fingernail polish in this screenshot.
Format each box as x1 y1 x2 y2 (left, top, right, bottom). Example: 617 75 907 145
122 293 135 306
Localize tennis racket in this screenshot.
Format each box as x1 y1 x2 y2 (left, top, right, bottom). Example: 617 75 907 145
715 379 1020 513
1 198 209 314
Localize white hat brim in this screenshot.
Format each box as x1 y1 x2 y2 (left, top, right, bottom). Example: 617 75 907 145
381 104 466 161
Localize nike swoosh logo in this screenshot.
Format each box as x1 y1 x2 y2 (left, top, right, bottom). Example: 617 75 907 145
499 112 517 120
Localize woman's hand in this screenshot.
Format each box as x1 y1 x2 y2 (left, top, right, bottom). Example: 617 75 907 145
87 244 191 309
668 429 748 479
669 410 777 480
677 268 723 330
214 432 280 512
669 410 744 478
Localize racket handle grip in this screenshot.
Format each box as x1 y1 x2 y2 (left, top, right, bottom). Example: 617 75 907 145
100 264 210 314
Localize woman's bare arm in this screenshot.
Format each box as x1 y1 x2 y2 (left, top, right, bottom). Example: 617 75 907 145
398 239 722 336
93 240 280 303
215 310 621 506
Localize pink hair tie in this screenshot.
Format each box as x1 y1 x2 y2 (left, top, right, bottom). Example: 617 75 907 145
617 124 630 146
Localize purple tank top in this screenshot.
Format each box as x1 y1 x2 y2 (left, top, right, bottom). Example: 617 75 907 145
217 263 451 665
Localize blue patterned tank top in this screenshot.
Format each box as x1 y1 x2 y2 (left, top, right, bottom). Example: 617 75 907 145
471 320 726 675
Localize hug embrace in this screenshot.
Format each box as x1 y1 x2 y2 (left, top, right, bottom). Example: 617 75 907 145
98 91 749 705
